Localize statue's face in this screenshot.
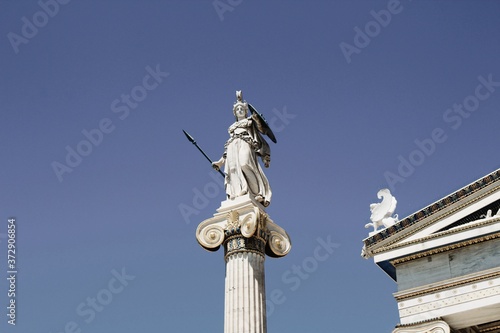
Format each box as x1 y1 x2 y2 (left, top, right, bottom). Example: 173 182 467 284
234 104 247 119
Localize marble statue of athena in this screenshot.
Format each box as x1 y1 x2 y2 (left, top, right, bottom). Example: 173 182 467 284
212 91 276 207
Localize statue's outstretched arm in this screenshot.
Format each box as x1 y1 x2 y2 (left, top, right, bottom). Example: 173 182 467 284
212 155 226 172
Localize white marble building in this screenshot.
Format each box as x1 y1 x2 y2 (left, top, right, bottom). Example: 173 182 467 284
363 169 500 333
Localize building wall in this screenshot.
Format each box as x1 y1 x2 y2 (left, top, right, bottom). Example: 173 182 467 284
396 238 500 291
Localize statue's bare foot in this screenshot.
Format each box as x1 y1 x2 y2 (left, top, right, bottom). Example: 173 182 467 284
255 195 264 202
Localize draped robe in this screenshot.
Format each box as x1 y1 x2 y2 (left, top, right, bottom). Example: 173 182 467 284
223 115 272 206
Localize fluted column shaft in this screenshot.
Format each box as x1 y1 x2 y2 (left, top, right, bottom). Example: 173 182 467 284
224 232 267 333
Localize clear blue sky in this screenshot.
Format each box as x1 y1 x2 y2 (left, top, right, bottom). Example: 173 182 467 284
1 1 500 332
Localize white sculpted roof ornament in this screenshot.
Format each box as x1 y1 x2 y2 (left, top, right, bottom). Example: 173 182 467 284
480 208 500 219
446 207 500 231
365 188 399 236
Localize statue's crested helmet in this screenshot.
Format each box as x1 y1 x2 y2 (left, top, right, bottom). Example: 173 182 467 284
233 90 248 114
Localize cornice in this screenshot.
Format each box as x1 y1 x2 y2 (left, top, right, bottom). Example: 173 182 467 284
393 318 450 333
389 231 500 265
394 317 443 328
374 216 500 256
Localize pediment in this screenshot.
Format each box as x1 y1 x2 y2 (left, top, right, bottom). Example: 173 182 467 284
362 169 500 279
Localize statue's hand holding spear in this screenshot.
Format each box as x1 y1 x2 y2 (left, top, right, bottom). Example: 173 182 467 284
182 130 226 179
212 157 225 173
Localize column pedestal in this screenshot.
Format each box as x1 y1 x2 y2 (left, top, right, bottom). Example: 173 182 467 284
196 195 291 333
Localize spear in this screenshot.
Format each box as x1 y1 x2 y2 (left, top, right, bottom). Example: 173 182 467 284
182 129 226 178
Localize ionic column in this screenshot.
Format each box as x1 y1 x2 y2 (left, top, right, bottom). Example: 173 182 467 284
196 195 291 333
